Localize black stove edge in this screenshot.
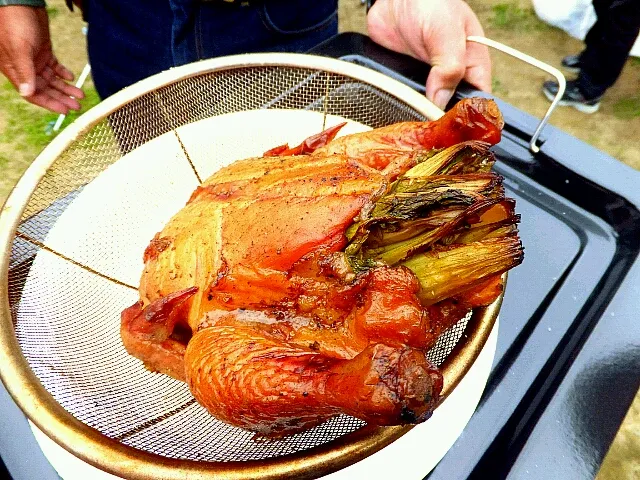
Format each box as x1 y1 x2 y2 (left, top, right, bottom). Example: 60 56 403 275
505 254 640 479
465 237 640 479
454 165 640 479
452 66 640 480
312 32 640 479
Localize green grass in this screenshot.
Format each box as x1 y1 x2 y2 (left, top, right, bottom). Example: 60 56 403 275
613 96 640 119
630 57 640 67
45 6 60 19
0 80 101 155
492 78 508 96
491 2 552 31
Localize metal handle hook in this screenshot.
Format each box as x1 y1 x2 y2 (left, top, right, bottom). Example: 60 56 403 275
466 36 566 153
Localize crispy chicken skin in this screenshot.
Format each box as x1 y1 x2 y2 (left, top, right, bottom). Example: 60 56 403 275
121 98 523 435
313 96 504 169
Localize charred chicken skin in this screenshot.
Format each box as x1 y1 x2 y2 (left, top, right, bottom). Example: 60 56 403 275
121 98 523 436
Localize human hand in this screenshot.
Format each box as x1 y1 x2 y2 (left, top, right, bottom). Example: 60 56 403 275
367 0 491 109
0 6 84 114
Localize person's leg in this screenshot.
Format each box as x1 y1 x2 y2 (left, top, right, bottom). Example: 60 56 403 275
86 0 338 149
254 0 339 53
88 0 338 97
86 0 175 100
547 0 640 112
563 0 611 71
578 0 640 98
583 0 611 52
170 0 338 66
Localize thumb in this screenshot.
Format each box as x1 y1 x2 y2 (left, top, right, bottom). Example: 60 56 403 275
12 49 37 97
425 60 466 110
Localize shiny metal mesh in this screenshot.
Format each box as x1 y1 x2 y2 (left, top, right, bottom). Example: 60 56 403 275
7 65 471 462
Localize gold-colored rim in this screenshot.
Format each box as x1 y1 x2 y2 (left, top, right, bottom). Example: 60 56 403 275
0 53 500 480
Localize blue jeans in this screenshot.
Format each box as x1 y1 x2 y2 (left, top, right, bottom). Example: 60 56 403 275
87 0 338 99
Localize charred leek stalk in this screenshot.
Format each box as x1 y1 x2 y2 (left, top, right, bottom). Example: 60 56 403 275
345 141 523 305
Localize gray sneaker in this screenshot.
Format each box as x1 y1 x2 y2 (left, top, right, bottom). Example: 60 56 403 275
542 80 601 114
561 54 582 74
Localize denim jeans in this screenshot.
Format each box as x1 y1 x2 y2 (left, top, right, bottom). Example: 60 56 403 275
86 0 338 99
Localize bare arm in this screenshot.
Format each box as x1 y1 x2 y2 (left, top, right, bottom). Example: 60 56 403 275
0 5 84 114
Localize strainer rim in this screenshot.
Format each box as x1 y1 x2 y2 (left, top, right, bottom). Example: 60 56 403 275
0 52 499 479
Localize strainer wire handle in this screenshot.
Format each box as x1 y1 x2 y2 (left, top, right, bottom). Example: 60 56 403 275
466 36 566 154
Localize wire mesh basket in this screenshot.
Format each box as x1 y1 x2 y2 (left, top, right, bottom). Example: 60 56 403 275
0 54 501 479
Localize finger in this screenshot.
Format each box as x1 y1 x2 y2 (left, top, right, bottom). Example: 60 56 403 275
9 49 37 97
48 57 74 82
367 1 409 56
33 76 81 111
48 86 81 111
39 64 55 82
35 76 81 111
41 66 84 99
424 25 467 109
462 7 492 92
26 90 70 115
50 75 85 100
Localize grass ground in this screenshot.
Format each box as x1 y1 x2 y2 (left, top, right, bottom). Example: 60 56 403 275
0 1 638 478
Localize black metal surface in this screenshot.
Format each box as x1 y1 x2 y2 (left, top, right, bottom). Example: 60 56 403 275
1 32 639 480
312 33 640 480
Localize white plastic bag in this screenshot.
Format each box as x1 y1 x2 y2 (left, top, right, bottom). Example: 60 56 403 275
532 0 596 40
532 0 640 56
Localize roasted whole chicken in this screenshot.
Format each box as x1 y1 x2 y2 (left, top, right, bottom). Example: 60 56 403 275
121 98 524 436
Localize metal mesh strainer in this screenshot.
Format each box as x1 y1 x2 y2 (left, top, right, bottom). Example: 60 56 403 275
0 54 500 479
